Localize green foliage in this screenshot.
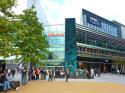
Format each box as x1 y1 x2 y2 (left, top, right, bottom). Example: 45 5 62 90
0 17 15 57
0 0 16 58
0 0 16 16
13 7 49 64
0 2 49 65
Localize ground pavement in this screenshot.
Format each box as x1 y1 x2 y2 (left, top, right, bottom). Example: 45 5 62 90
8 73 125 93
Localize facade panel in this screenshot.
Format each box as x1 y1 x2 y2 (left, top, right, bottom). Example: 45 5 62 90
27 0 49 25
65 18 77 76
121 26 125 39
82 9 121 37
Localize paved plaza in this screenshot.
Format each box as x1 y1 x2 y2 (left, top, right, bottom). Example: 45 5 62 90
8 73 125 93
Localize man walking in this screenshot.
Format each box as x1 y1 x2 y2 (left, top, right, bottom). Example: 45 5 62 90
65 69 69 82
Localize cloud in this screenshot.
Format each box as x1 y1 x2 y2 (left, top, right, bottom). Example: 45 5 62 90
12 0 28 14
41 0 125 25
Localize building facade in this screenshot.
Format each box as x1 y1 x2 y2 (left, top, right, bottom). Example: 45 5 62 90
65 9 125 74
112 21 125 39
27 0 65 68
27 0 49 25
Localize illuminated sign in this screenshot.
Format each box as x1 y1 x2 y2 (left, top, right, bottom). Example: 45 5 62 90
48 32 64 37
87 16 101 27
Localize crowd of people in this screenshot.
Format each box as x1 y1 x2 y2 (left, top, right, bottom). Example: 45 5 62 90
27 67 70 82
0 64 125 92
26 67 101 82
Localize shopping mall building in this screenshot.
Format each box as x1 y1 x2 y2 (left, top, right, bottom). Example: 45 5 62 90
26 1 125 74
1 0 125 75
65 9 125 75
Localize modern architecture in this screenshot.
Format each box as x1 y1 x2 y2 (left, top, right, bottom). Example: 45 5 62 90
65 9 125 75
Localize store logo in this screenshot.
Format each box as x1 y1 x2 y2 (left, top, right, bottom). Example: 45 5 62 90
89 16 100 26
86 15 101 27
90 17 98 22
48 32 64 37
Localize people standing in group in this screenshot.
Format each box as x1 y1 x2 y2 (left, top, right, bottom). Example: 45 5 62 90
65 69 69 82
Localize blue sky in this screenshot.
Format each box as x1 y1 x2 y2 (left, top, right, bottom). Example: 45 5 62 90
52 0 64 4
13 0 125 25
40 0 125 25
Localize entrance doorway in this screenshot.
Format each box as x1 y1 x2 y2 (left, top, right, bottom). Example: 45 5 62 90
77 62 112 72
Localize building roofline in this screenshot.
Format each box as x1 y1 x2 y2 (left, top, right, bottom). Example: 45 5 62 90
112 20 125 27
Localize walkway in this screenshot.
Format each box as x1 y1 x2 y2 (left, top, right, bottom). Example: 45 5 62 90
8 73 125 93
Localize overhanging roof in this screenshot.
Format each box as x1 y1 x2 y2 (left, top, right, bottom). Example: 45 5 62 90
76 24 125 47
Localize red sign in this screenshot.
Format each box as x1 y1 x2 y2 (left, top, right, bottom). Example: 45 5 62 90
48 32 64 37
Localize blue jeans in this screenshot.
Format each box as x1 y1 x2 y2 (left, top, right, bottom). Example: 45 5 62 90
3 80 10 91
22 75 26 85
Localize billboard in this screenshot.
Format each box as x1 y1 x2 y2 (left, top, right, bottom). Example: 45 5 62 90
83 9 102 27
86 15 101 27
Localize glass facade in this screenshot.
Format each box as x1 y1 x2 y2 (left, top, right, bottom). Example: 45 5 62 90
44 24 65 60
27 0 65 67
27 0 49 25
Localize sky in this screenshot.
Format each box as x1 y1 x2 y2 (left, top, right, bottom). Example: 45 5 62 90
40 0 125 25
13 0 125 25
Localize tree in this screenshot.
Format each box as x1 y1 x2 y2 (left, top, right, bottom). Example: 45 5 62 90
0 17 15 57
13 7 49 65
0 0 16 58
0 0 49 66
0 0 16 16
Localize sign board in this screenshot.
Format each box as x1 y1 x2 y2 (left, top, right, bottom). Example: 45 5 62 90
48 32 64 37
87 15 101 27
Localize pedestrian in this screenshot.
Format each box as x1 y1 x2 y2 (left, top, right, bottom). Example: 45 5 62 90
65 69 69 82
40 68 44 80
8 68 11 78
94 68 97 76
35 68 39 80
97 68 101 77
48 70 52 82
31 67 35 80
11 69 15 78
21 66 27 85
90 68 94 79
28 69 31 81
52 69 55 81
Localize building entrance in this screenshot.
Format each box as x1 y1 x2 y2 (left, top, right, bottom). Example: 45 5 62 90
77 62 112 73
